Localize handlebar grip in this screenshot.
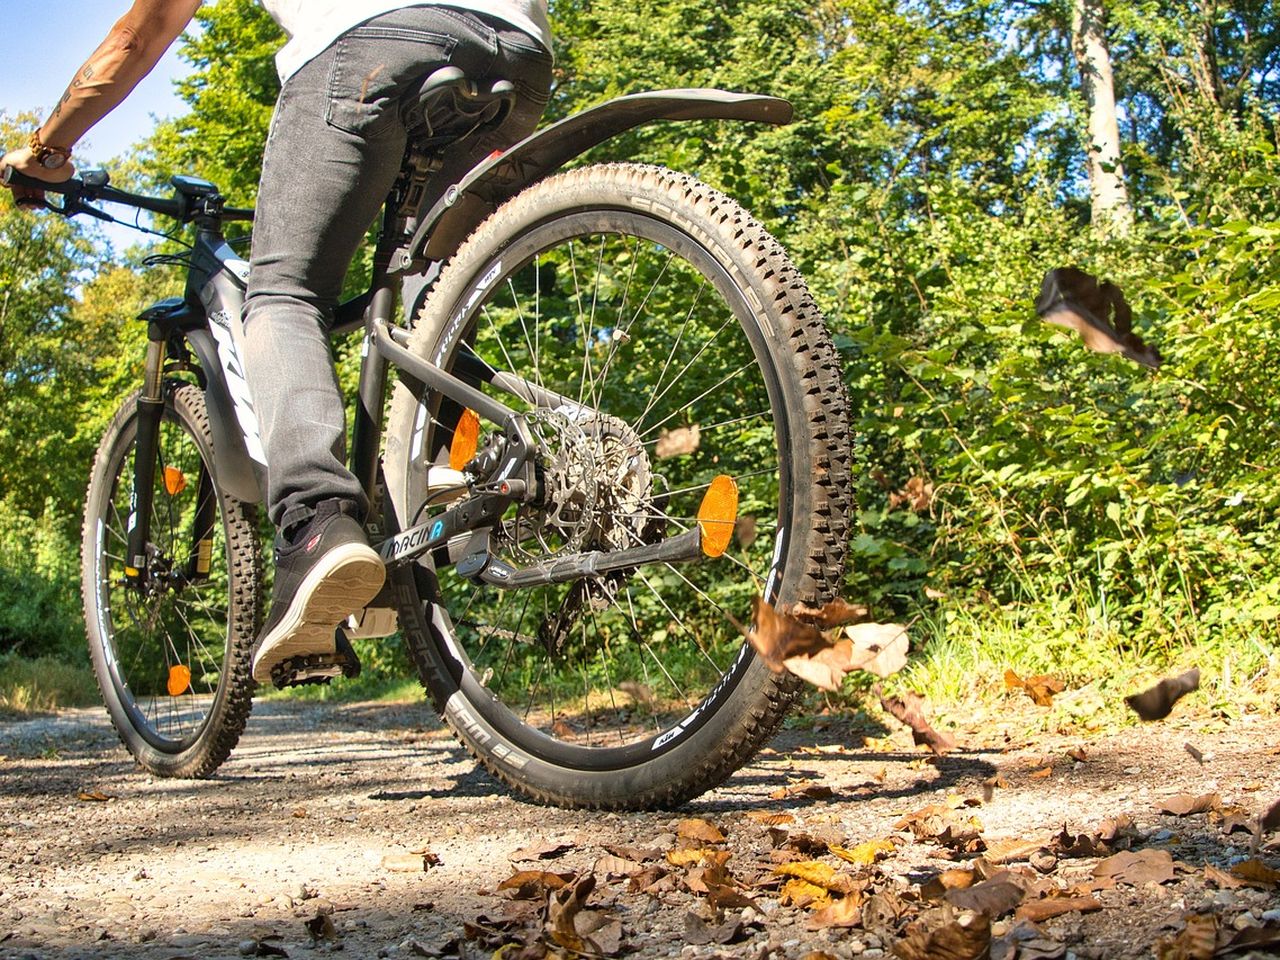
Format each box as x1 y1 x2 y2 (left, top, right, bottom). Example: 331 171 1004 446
2 165 79 195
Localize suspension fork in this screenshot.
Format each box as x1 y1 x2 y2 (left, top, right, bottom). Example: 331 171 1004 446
124 339 167 585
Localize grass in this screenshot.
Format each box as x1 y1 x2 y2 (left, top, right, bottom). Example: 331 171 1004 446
0 654 100 716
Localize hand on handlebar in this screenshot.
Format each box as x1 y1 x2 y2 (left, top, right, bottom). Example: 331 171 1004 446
1 145 77 207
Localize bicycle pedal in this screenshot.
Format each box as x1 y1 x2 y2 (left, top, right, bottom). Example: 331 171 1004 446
271 637 362 690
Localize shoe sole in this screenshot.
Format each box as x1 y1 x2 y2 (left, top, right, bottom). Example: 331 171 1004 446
252 543 386 684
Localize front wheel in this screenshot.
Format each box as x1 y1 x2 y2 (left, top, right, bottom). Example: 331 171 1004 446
385 163 852 808
81 382 260 777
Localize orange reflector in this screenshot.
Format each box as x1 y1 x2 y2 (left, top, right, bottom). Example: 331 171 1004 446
163 467 186 496
167 664 191 697
449 409 481 471
697 475 739 558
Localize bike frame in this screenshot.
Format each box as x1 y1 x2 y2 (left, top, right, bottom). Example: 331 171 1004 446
12 88 794 592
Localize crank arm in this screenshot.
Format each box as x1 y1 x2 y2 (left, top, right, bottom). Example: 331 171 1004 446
459 527 705 590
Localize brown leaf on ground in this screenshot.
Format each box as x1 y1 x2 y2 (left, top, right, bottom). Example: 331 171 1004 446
891 911 991 960
305 912 339 943
1004 669 1066 707
1219 926 1280 954
770 782 837 802
1015 896 1103 923
77 790 114 802
784 623 910 689
1262 797 1280 834
655 423 700 459
1051 826 1105 860
1125 668 1200 721
666 848 732 869
497 871 577 900
593 855 646 879
808 892 866 930
509 840 575 862
1153 912 1216 960
985 838 1048 866
921 868 978 901
382 852 436 873
602 844 662 862
706 881 756 911
682 911 751 946
1093 849 1177 885
877 687 957 755
1162 793 1220 816
945 879 1025 918
677 819 727 844
1029 767 1054 781
627 866 671 896
1097 814 1140 845
744 811 795 826
1228 858 1280 888
1203 864 1244 889
1066 746 1089 763
546 875 621 957
862 891 907 935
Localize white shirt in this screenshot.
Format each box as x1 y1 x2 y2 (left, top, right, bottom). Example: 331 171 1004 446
260 0 553 82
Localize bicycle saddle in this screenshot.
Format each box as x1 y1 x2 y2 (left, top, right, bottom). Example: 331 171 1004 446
402 65 517 144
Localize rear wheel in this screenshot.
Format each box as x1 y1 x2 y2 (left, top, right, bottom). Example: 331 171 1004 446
81 383 259 777
384 163 851 808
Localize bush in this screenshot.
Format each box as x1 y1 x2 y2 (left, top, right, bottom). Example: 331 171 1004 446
0 498 84 661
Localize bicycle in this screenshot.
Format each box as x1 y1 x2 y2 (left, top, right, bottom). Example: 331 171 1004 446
4 77 852 809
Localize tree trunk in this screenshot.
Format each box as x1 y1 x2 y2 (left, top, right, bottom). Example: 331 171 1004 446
1072 0 1133 234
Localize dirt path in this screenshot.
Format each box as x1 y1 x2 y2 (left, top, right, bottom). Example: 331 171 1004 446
2 697 1278 960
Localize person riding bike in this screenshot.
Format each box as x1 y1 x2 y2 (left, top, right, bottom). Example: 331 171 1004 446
2 0 554 686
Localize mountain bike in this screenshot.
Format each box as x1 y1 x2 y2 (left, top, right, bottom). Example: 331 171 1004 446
4 78 852 809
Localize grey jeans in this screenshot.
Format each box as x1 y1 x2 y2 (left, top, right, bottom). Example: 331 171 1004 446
243 5 552 536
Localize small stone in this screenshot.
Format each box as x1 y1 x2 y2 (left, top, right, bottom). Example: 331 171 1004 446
1261 909 1280 923
848 941 866 956
239 941 259 956
1233 913 1262 931
1123 767 1141 775
1030 850 1058 874
741 907 759 923
1151 829 1174 842
1214 890 1239 908
137 928 157 943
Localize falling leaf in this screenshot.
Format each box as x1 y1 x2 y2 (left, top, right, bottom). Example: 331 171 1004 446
945 879 1025 918
746 597 831 668
497 870 576 900
77 790 114 802
509 839 575 861
735 515 758 549
1229 858 1280 888
655 423 700 459
1066 746 1089 763
789 598 872 628
783 623 910 690
1154 912 1216 960
616 681 653 704
1004 669 1065 707
677 819 726 844
891 911 991 960
982 775 1009 803
830 838 896 866
808 893 865 930
1125 668 1200 721
877 687 957 755
1161 793 1220 817
1035 266 1161 368
305 912 338 943
1015 896 1103 922
1093 849 1176 885
889 475 934 514
1184 743 1204 765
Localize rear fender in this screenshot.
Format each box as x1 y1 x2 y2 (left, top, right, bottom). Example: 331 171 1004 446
400 89 792 270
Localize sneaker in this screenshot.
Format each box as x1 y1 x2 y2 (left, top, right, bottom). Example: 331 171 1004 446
252 500 385 685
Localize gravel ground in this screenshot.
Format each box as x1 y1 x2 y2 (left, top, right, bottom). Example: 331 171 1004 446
1 696 1277 960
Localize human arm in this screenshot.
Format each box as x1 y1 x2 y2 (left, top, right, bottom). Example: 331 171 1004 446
2 0 203 196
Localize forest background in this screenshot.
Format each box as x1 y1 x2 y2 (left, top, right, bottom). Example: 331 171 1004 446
1 0 1277 717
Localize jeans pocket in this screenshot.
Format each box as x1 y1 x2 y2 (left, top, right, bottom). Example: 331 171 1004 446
325 26 458 138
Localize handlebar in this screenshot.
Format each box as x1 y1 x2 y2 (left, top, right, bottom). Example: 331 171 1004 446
2 165 254 225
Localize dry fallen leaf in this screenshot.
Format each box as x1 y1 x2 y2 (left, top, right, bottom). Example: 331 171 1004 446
1161 793 1220 817
1228 858 1280 888
945 879 1025 918
509 839 575 862
683 911 751 946
1093 849 1176 885
666 848 732 869
1004 669 1066 707
1029 767 1054 781
891 910 991 960
547 875 621 956
655 423 700 459
1016 895 1103 923
1154 911 1216 960
984 837 1048 866
1125 667 1200 721
1035 266 1161 368
497 870 576 899
677 818 726 844
830 838 896 866
789 598 872 628
745 811 795 826
305 912 338 943
807 892 865 930
77 790 114 802
921 868 978 901
877 687 957 755
783 623 909 689
1262 798 1280 834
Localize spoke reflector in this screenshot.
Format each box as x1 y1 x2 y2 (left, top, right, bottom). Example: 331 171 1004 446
449 409 481 471
697 475 739 558
163 467 187 496
167 664 191 697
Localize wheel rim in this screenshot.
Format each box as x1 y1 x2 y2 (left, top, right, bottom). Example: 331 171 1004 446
410 209 797 770
93 409 232 753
